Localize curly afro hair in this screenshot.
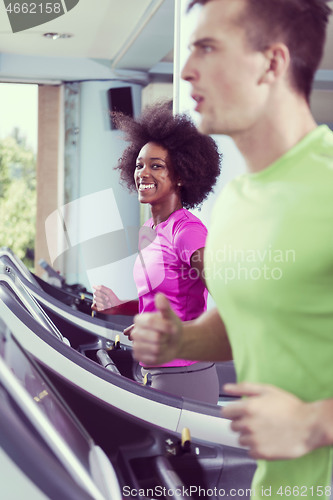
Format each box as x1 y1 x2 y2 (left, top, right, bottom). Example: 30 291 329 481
113 101 222 209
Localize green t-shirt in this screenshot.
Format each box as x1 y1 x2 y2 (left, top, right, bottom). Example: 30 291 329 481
205 125 333 498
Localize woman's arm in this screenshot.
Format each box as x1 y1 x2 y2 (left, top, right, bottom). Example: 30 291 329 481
92 285 139 316
94 301 139 316
190 247 206 286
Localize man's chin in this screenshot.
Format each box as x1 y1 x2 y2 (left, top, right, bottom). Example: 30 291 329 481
197 117 217 136
196 116 208 134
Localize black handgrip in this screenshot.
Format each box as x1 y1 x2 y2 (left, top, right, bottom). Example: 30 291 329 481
96 349 121 375
155 456 194 500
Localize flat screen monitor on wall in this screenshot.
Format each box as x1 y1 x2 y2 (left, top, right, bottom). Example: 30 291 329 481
107 87 134 129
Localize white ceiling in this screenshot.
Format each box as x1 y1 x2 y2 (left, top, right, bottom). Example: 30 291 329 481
0 0 175 82
0 0 332 88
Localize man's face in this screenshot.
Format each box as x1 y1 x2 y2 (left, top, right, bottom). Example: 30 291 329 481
181 0 269 137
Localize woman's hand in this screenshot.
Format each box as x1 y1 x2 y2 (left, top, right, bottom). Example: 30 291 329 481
92 285 122 311
123 324 134 340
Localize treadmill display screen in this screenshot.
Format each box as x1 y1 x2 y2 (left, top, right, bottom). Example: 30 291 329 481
0 315 92 471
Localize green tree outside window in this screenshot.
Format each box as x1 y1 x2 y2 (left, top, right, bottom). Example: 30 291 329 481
0 128 36 270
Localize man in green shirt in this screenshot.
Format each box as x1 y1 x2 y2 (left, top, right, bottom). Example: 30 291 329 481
131 0 333 496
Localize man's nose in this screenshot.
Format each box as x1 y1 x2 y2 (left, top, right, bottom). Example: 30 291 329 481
181 53 196 82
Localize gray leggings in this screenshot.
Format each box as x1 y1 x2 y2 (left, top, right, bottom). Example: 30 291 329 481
141 362 219 404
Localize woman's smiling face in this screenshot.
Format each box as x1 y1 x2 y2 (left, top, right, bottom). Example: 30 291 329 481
134 142 179 205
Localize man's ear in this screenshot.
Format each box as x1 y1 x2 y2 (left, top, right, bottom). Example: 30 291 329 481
259 43 290 84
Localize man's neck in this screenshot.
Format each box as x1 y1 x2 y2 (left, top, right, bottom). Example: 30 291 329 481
233 94 317 173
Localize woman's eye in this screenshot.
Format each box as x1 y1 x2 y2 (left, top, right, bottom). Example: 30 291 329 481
135 164 143 169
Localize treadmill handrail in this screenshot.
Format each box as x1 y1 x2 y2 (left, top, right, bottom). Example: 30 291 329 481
14 271 132 346
0 248 41 288
0 269 64 342
155 456 194 500
0 356 110 500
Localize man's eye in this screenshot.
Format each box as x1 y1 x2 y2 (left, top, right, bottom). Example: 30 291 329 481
201 45 213 53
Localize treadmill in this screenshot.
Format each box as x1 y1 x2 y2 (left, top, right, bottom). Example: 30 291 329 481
0 270 256 498
0 315 256 499
0 261 249 451
0 248 237 392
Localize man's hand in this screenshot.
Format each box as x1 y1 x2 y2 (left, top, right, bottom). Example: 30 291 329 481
222 382 317 460
131 293 183 365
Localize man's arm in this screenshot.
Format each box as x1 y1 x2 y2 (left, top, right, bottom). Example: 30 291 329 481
222 382 333 460
131 292 233 365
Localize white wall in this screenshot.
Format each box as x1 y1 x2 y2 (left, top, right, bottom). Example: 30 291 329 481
174 0 247 308
175 0 247 225
61 81 142 297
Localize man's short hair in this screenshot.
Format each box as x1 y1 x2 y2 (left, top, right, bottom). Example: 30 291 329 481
188 0 332 102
